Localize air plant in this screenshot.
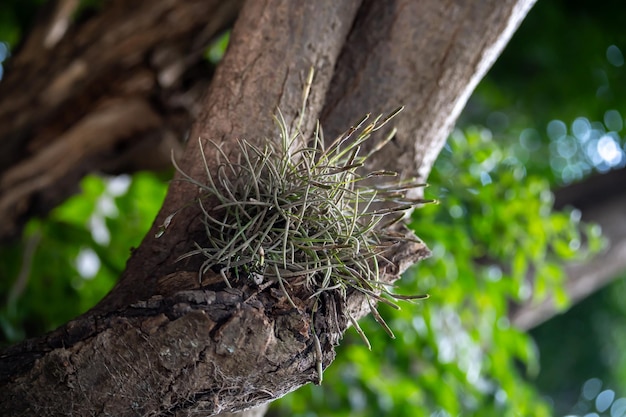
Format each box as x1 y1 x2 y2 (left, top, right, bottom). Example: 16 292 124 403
168 71 432 361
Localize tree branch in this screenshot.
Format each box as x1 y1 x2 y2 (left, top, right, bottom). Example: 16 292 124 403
322 0 537 182
0 0 537 415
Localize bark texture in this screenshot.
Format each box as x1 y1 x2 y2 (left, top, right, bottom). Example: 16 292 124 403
0 0 536 415
0 0 243 242
321 0 536 183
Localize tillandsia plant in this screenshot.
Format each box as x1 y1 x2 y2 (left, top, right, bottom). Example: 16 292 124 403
165 72 433 358
171 107 432 342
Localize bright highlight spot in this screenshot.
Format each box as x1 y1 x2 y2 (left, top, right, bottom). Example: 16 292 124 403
597 135 622 166
107 174 131 196
87 174 132 245
75 247 101 279
596 390 616 413
89 215 110 245
610 397 626 417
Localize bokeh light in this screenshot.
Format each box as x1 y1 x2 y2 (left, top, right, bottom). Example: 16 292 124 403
543 113 626 183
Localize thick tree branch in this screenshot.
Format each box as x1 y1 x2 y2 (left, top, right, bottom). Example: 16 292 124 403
322 0 537 183
0 0 536 415
2 0 371 415
0 241 427 416
94 0 364 313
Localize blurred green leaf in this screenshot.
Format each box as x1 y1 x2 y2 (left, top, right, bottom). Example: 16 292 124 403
0 172 167 345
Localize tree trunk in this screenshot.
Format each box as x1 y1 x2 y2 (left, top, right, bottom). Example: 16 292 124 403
0 0 535 415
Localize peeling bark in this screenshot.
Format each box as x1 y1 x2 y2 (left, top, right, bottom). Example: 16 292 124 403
0 0 536 415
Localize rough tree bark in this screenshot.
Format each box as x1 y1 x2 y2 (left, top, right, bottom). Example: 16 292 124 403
0 0 535 416
0 0 243 242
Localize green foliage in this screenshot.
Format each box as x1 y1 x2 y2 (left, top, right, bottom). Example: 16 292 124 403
205 31 230 65
0 125 601 414
0 172 167 345
465 0 626 185
0 1 619 414
273 126 602 417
